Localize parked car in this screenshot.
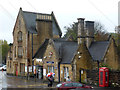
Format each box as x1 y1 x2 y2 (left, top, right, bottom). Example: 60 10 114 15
56 81 93 90
0 65 6 71
0 64 4 67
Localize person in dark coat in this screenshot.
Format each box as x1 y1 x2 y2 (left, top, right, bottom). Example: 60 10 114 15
48 75 54 87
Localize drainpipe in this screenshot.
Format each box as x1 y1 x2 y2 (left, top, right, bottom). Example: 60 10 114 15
79 70 81 83
32 33 33 60
97 60 99 86
31 33 35 80
58 62 60 82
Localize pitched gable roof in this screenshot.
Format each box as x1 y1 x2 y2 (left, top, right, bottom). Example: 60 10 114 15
22 11 37 34
89 41 109 61
21 9 62 36
33 38 110 64
51 12 62 36
33 39 49 59
53 39 78 64
60 42 78 64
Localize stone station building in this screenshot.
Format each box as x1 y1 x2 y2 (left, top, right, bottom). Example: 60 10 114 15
7 8 120 83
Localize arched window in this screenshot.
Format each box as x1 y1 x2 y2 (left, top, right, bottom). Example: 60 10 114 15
18 31 22 42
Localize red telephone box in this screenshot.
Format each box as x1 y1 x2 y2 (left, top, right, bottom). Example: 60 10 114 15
99 67 109 87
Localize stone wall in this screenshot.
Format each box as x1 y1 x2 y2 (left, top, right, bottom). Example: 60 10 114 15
9 9 28 76
73 43 93 82
104 38 120 70
86 70 120 87
86 70 99 85
109 70 120 87
42 40 59 82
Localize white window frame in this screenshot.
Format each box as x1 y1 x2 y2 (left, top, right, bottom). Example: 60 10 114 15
64 67 69 79
48 66 54 73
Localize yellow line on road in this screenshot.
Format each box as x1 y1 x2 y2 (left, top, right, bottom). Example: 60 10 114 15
17 83 47 88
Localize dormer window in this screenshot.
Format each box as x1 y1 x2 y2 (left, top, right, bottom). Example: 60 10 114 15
18 31 22 42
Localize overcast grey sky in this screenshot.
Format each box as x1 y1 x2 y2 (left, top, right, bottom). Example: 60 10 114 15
0 0 119 43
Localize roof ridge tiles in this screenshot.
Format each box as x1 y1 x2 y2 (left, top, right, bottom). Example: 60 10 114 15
23 11 51 16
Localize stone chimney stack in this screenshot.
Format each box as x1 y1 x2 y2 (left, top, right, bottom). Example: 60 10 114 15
85 21 94 48
77 18 85 45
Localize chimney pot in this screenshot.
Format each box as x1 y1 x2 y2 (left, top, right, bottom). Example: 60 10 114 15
77 18 85 23
85 21 94 48
77 18 85 45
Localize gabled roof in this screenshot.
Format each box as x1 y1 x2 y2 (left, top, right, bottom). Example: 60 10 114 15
89 41 109 61
22 11 38 34
33 39 49 59
33 38 78 64
33 38 110 64
21 9 62 36
53 39 78 64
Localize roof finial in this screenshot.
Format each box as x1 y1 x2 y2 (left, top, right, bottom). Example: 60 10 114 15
20 7 22 10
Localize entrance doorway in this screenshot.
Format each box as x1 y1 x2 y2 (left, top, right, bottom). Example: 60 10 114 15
15 64 18 76
36 66 43 79
20 63 25 76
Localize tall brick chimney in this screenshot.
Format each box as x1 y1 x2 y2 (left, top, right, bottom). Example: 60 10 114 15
77 18 85 45
85 21 94 48
36 14 53 45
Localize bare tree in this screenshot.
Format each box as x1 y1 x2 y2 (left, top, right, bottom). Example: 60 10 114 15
94 21 109 41
63 21 109 41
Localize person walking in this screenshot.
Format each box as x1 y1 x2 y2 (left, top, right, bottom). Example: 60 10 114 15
48 75 54 87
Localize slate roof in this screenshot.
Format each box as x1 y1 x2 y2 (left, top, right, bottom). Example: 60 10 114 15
22 10 62 36
89 41 109 61
53 39 78 64
33 39 49 59
33 38 110 64
23 11 37 34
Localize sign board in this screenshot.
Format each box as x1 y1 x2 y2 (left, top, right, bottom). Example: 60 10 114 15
25 66 27 72
36 59 42 62
29 66 32 72
46 61 54 64
43 69 46 76
33 66 36 74
81 70 83 74
55 67 57 69
61 70 63 74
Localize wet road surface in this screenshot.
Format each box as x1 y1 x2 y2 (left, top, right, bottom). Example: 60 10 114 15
0 71 120 90
0 71 48 89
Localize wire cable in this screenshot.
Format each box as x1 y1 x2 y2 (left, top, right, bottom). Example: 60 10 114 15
24 0 38 12
7 0 18 11
87 0 116 27
0 4 14 21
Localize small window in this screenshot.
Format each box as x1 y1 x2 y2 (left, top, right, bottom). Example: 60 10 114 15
48 66 54 73
10 61 11 68
64 67 69 79
105 72 108 82
18 46 23 58
18 31 22 42
100 72 103 85
8 61 9 67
